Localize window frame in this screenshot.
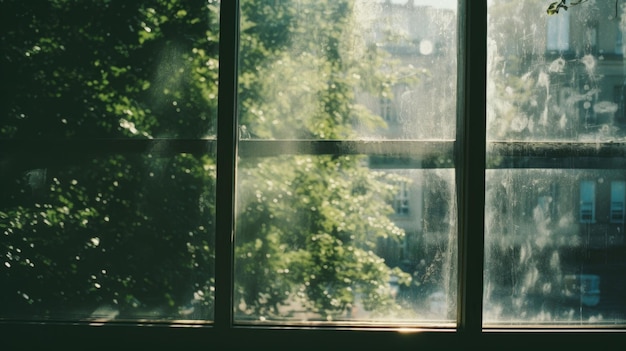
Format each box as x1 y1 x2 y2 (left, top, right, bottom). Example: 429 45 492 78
2 0 626 349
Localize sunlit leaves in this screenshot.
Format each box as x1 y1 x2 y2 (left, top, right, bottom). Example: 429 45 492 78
238 0 399 140
546 0 591 15
2 0 416 322
1 0 219 319
1 0 219 139
236 153 409 319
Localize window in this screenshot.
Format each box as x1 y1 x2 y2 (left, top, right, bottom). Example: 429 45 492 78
233 0 457 325
584 22 598 54
380 96 394 122
580 180 596 223
611 181 625 224
617 23 624 55
546 6 569 52
2 1 625 350
393 181 410 216
614 84 626 124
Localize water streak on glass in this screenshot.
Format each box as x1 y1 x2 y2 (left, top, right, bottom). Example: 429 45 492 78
486 0 626 326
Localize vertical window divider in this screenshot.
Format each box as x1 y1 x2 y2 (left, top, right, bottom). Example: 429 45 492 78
456 0 487 338
215 0 240 331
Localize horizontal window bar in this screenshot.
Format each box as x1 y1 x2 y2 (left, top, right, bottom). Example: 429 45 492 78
488 141 626 169
239 140 454 157
0 139 455 159
2 139 624 169
239 140 455 169
0 139 217 156
488 141 626 158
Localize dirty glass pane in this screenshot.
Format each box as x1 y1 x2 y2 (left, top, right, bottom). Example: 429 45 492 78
487 0 626 142
0 153 216 322
234 155 456 325
486 0 626 325
234 0 458 326
484 169 626 324
237 0 457 141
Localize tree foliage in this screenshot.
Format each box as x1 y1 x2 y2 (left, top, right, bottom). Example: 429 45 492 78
546 0 588 15
1 0 412 321
2 0 219 319
235 0 412 320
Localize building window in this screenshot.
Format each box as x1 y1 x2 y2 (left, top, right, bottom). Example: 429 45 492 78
380 96 394 122
393 181 410 215
546 8 569 52
616 25 624 56
584 23 598 54
614 84 626 124
611 181 625 224
580 180 596 223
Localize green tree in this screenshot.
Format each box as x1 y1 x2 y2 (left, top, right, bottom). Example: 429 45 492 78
1 0 219 319
1 0 411 321
234 0 412 320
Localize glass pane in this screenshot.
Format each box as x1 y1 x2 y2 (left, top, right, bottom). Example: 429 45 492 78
237 0 457 140
0 1 219 139
484 169 626 324
234 0 458 326
486 0 626 326
487 0 626 142
234 155 457 325
0 153 216 322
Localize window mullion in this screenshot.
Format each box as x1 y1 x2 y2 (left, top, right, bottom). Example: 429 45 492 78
456 0 487 337
215 0 240 330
